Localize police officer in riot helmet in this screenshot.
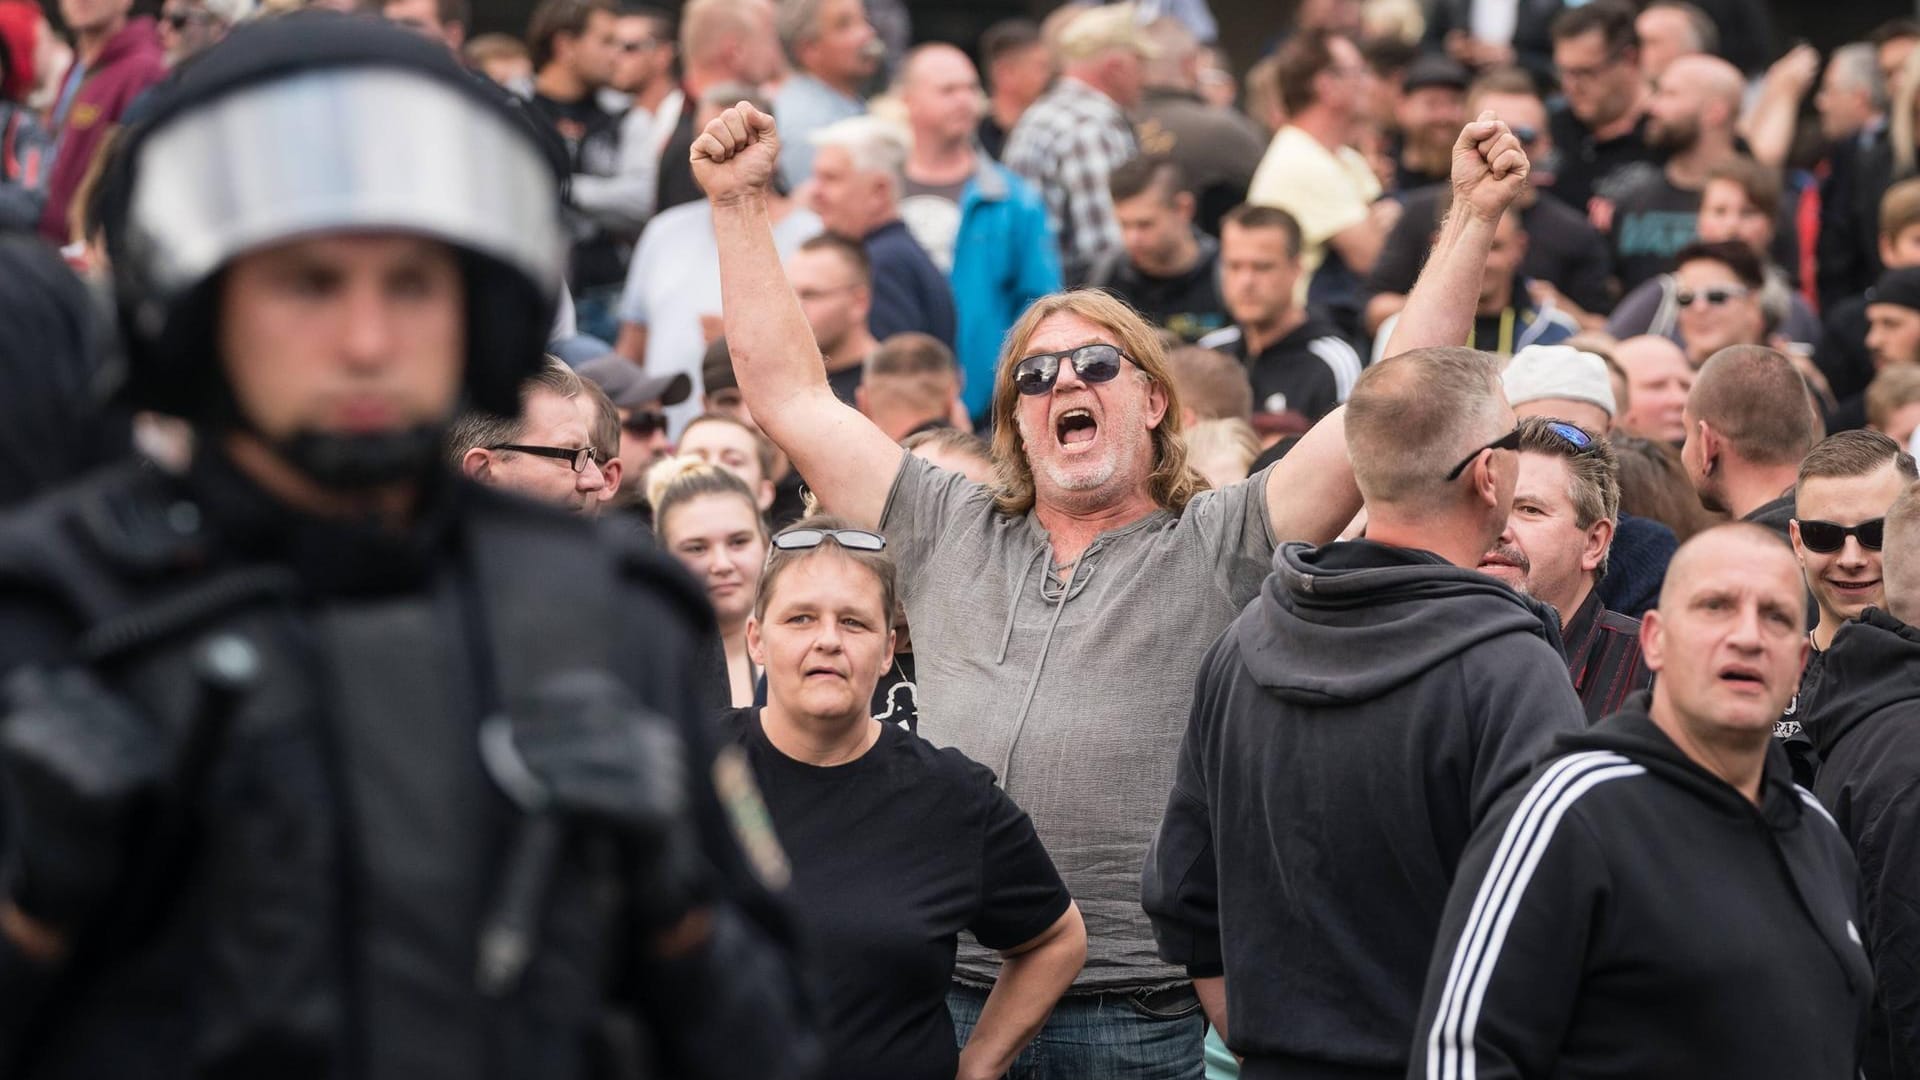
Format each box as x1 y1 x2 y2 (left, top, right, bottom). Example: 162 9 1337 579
0 14 815 1079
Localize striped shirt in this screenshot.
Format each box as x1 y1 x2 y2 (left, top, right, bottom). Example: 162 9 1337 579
1001 77 1136 285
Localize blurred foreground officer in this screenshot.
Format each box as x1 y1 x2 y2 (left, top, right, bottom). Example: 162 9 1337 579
0 15 815 1080
1412 524 1873 1080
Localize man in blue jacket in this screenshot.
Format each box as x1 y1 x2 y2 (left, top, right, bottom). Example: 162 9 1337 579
898 43 1061 425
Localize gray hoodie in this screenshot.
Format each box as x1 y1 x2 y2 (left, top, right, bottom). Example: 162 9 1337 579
1143 539 1585 1074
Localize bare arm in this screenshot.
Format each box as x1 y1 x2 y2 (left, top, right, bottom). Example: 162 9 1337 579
1195 975 1228 1045
1382 113 1530 359
1262 405 1362 546
1740 45 1819 171
693 104 904 528
956 904 1087 1080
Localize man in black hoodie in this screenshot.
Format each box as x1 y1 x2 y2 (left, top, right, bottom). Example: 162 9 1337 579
1413 524 1874 1079
1142 342 1587 1078
1806 480 1920 1079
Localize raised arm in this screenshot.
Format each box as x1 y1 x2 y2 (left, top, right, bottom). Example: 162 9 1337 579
1381 112 1530 359
692 104 903 529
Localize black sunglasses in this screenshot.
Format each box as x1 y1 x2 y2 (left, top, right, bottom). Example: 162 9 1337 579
621 410 669 436
486 443 604 473
1795 518 1884 553
1675 285 1750 308
771 527 887 552
1012 344 1130 396
1445 427 1523 481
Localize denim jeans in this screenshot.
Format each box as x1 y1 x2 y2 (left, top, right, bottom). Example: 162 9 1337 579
948 982 1207 1080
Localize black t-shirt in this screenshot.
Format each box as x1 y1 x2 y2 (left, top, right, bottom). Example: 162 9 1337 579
1546 107 1659 214
525 90 627 289
724 708 1070 1080
1200 316 1361 421
1595 162 1700 294
1087 234 1229 343
1370 185 1614 315
827 362 863 407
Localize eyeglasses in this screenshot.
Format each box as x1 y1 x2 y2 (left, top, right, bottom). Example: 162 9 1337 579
1795 518 1885 553
771 527 887 552
1509 124 1540 145
486 443 604 472
1675 285 1751 308
621 410 669 436
1012 344 1130 396
1445 426 1524 481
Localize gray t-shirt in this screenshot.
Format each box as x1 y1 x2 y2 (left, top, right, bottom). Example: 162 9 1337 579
881 453 1276 990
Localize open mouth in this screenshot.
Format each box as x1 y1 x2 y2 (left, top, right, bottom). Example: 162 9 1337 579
1717 665 1766 691
1056 407 1098 449
804 665 844 681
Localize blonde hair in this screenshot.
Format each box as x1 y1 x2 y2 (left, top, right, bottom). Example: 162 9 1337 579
1184 418 1261 486
987 290 1204 517
645 456 767 538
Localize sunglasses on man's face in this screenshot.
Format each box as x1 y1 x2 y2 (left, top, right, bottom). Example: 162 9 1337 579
1444 426 1523 482
1676 285 1751 308
1012 344 1130 397
621 410 669 436
1795 518 1885 553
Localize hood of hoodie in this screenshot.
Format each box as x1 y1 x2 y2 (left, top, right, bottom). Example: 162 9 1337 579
1238 540 1563 704
1559 692 1805 828
1811 607 1920 757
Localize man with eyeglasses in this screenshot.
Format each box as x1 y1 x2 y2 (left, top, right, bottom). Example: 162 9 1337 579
1804 477 1920 1080
1778 431 1919 775
699 91 1537 1076
1366 67 1614 337
452 356 616 516
1546 0 1654 215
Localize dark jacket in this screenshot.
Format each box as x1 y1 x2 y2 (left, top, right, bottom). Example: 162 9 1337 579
1562 590 1650 725
1595 513 1675 619
1808 608 1920 1080
1143 540 1585 1076
37 18 166 243
0 454 812 1080
863 219 957 351
1421 0 1563 86
1410 700 1873 1080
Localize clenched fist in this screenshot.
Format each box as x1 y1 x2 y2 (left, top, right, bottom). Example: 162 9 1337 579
1451 110 1530 223
692 102 781 205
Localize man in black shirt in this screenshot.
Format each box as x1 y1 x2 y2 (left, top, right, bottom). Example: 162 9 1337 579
1594 53 1746 294
1088 157 1228 343
653 0 782 215
1367 68 1613 335
1389 54 1468 194
1198 203 1362 422
787 233 879 406
1681 344 1815 538
1547 1 1657 214
524 0 633 338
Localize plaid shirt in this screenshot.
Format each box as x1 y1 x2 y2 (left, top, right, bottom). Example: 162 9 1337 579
1002 77 1137 284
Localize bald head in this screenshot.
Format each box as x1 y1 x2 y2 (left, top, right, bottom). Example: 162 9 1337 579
899 41 971 88
898 42 983 146
1658 522 1802 618
1665 54 1744 109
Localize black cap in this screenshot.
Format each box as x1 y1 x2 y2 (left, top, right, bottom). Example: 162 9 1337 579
1869 267 1920 314
1402 54 1471 94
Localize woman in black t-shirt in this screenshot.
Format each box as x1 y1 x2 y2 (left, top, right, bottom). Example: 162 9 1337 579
727 516 1086 1080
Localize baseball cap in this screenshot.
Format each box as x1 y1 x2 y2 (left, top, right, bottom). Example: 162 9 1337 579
575 353 693 409
1402 54 1471 94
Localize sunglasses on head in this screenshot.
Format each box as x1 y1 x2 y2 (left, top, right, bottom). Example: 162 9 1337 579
621 410 669 436
771 527 887 552
1012 344 1129 396
1795 518 1884 553
1676 285 1751 308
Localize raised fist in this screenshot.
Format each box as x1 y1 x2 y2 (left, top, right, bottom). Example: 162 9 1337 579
1451 110 1530 223
691 102 781 205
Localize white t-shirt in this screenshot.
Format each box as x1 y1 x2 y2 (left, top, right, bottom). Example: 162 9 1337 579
1247 125 1382 303
617 201 822 434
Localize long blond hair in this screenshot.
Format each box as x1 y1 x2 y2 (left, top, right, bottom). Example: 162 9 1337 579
987 290 1204 517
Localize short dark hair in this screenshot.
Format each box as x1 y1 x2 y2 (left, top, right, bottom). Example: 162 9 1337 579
1274 30 1343 115
1360 35 1418 79
1109 155 1190 204
980 17 1042 68
1689 345 1816 468
1551 0 1637 53
797 232 872 286
1704 157 1782 223
1221 202 1303 259
1674 238 1766 291
1872 18 1920 48
527 0 616 71
1798 429 1919 487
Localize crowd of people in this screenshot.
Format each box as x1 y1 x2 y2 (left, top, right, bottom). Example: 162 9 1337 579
7 0 1920 1076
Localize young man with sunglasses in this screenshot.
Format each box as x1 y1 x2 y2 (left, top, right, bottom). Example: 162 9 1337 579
1805 479 1920 1080
699 95 1536 1077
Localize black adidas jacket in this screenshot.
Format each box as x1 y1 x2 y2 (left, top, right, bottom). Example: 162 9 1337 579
1411 698 1873 1079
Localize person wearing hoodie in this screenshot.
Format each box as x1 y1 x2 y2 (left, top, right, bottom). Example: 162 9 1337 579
696 91 1534 1078
1805 480 1920 1080
35 0 165 243
1142 345 1587 1079
1411 524 1874 1080
1779 430 1917 782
